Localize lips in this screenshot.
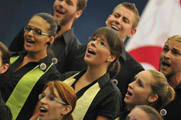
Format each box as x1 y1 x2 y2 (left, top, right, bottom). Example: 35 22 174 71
125 89 132 98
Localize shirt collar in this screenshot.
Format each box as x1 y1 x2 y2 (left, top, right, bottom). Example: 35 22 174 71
74 69 111 88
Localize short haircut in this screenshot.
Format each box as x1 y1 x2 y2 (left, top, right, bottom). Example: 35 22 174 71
77 0 88 11
113 2 140 28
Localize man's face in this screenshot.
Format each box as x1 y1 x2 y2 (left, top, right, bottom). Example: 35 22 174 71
53 0 81 26
105 6 136 41
159 40 181 80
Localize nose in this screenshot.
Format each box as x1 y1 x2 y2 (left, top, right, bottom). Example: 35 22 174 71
163 51 171 59
57 0 65 8
114 16 123 25
128 81 134 89
26 29 34 36
90 40 97 47
40 97 47 104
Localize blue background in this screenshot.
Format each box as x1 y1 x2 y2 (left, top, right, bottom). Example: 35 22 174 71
0 0 148 46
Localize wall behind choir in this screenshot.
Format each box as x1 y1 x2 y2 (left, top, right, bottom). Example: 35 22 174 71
0 0 148 46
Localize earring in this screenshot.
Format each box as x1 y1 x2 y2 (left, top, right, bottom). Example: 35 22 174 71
106 59 109 62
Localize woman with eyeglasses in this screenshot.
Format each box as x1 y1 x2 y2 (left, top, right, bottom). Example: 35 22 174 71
30 81 77 120
0 13 60 120
61 27 123 120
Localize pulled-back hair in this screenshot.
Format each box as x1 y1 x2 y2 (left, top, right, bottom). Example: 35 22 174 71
113 2 140 28
0 42 10 65
44 81 77 120
148 70 175 110
34 13 58 37
92 27 124 78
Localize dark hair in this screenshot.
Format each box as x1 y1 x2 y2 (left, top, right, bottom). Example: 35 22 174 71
77 0 88 11
34 13 58 37
32 13 58 56
0 42 10 65
92 27 124 78
43 81 77 120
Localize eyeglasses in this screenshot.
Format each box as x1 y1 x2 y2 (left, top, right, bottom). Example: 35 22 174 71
89 36 108 48
24 26 50 36
38 93 67 105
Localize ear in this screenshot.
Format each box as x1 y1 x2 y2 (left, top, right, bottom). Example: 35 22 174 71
61 105 72 115
148 94 158 103
107 55 116 63
0 63 9 74
127 28 137 37
74 10 82 19
49 36 55 45
105 15 111 25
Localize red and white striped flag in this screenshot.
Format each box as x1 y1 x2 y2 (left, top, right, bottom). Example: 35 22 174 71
126 0 181 70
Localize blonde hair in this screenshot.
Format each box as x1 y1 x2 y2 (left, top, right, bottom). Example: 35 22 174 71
135 105 163 120
167 35 181 43
148 70 175 110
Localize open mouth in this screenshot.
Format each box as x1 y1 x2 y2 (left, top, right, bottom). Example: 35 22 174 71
111 25 120 31
26 39 35 44
127 91 132 96
88 49 96 55
40 107 48 113
162 61 170 67
56 9 64 15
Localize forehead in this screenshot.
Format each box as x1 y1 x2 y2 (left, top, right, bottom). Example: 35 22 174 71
113 6 135 21
137 71 152 79
129 108 150 120
28 16 50 30
164 40 181 50
136 71 153 84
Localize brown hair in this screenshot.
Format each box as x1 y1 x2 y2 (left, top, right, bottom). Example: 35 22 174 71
33 13 58 56
44 81 77 120
0 42 10 65
92 27 124 78
113 2 140 28
77 0 88 11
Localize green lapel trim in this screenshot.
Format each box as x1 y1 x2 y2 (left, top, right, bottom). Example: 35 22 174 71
6 61 53 120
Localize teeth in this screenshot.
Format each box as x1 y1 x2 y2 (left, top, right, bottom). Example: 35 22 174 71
88 49 96 55
162 61 170 66
111 25 120 31
56 9 64 14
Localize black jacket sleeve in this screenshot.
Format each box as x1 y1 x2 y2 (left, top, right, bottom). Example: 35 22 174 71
0 92 12 120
